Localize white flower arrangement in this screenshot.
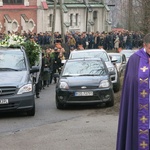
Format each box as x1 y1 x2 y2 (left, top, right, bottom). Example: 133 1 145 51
0 34 25 47
0 34 42 66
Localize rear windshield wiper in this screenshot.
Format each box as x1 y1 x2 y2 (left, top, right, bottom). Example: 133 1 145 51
0 68 21 71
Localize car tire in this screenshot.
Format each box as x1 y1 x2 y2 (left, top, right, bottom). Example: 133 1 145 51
113 77 121 93
56 96 65 109
27 101 35 116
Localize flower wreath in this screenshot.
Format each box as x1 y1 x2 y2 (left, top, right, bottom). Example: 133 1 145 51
0 34 42 66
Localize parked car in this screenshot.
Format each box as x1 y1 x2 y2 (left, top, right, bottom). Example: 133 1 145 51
69 49 120 92
0 47 39 116
120 50 134 62
55 58 114 109
108 53 127 77
132 49 139 53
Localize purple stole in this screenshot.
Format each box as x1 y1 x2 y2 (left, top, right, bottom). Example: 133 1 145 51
138 56 149 150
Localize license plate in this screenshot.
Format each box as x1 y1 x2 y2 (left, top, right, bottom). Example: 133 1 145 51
75 92 93 96
0 99 9 104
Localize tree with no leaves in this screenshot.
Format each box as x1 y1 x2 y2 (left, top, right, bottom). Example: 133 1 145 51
116 0 150 33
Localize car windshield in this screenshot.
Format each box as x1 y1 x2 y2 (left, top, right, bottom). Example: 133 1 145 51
0 50 26 71
111 55 121 63
62 60 107 76
70 51 109 62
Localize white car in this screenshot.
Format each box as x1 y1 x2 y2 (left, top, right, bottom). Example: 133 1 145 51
69 49 120 92
108 53 127 77
120 50 134 62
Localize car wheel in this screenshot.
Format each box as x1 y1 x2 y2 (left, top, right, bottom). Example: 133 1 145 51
106 98 114 107
27 102 35 116
113 77 121 93
56 96 65 109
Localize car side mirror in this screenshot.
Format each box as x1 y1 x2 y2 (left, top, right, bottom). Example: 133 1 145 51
30 66 40 73
111 58 117 63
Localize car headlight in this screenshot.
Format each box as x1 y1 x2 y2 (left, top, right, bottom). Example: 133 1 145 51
17 84 32 94
99 80 110 88
59 82 69 89
108 67 115 72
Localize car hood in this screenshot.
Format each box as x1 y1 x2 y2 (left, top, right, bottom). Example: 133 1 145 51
60 76 108 86
0 71 29 86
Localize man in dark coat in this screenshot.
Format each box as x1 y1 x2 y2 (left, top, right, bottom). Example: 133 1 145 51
49 48 62 84
116 33 150 150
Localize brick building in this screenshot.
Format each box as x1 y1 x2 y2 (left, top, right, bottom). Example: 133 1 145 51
0 0 37 33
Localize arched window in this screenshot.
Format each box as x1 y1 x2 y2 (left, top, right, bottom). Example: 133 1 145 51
93 11 97 20
49 14 53 27
75 13 78 26
28 19 35 32
70 14 73 26
3 0 24 4
11 20 19 32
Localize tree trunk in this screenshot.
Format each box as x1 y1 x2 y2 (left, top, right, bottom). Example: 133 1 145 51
51 0 57 45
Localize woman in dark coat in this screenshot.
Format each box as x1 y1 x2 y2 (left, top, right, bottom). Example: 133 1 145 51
41 53 50 88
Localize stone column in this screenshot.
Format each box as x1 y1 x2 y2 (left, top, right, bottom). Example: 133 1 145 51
24 0 29 6
0 0 3 6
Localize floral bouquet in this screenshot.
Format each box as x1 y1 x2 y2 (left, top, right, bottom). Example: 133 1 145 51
0 34 25 47
0 34 42 66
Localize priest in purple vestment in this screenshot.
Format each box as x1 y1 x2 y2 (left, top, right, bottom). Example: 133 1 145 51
116 33 150 150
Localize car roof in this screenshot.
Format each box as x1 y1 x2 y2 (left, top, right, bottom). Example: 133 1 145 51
120 50 134 53
108 53 123 56
71 49 107 54
66 57 104 62
0 46 23 51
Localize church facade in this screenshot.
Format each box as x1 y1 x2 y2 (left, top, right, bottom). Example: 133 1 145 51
0 0 111 34
37 0 111 33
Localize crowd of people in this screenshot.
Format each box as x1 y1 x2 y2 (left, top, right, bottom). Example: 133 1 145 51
0 30 144 51
35 42 66 98
31 30 143 51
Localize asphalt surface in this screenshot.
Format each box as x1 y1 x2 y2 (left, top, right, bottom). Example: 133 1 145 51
0 84 119 150
0 114 118 150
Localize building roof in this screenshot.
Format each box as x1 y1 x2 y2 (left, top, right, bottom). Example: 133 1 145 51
41 1 48 10
63 0 103 3
46 0 105 8
46 0 104 5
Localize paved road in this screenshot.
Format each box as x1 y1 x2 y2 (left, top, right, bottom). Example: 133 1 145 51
0 84 118 150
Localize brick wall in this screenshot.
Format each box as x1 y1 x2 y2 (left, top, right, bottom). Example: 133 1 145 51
0 9 37 33
29 0 37 5
0 0 38 33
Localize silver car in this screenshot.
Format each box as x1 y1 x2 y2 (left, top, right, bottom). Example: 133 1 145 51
69 49 120 92
120 50 134 62
108 53 127 77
